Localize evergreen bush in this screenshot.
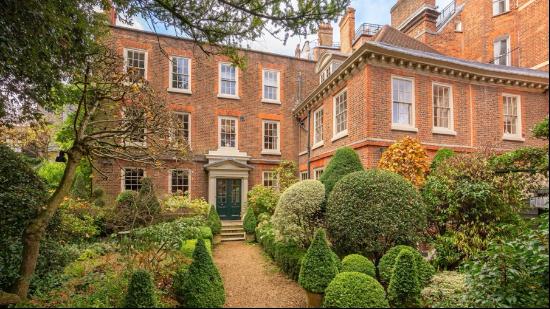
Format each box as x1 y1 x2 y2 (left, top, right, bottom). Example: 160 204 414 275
243 207 257 234
430 148 455 171
298 229 339 293
378 245 434 287
341 254 375 277
207 206 222 235
181 239 212 258
319 146 364 196
387 250 421 308
178 238 225 308
124 269 156 308
199 226 213 241
323 272 389 308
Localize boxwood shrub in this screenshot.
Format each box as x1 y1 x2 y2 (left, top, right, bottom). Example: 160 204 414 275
199 226 213 241
341 254 375 277
378 245 434 287
207 206 222 235
298 229 339 293
178 238 225 308
323 272 389 308
124 269 156 308
387 249 421 308
181 239 212 258
319 146 364 197
243 207 257 234
326 169 427 261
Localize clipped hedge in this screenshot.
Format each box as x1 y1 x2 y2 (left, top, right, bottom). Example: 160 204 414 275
341 254 375 278
326 170 427 260
199 226 213 241
378 245 434 287
243 207 257 234
323 272 389 308
178 239 225 308
181 239 212 258
298 229 339 293
388 249 421 308
124 269 156 308
207 206 222 235
319 146 364 197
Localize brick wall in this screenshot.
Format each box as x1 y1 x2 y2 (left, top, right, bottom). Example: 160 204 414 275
391 0 436 28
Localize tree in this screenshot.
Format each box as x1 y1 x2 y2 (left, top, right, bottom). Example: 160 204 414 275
274 160 299 192
378 136 430 187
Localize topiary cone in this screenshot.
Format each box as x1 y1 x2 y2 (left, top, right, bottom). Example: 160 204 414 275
319 146 364 197
124 269 156 308
387 249 421 308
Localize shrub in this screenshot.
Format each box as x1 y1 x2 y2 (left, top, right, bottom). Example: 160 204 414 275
532 116 548 139
109 179 162 231
92 188 106 207
242 208 256 235
58 198 103 240
273 243 306 281
207 206 222 235
421 271 467 308
37 161 65 190
462 213 549 308
378 136 430 187
247 185 279 216
162 194 210 215
181 239 212 258
298 229 339 293
432 233 463 270
430 148 454 171
272 180 325 248
199 226 213 241
327 170 427 261
178 238 225 308
124 269 156 308
323 272 389 308
387 249 421 308
378 245 434 287
172 264 190 302
136 177 161 216
274 160 299 192
257 212 271 223
341 254 375 277
319 146 363 196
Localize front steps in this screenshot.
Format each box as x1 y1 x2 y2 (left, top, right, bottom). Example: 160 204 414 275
221 220 245 242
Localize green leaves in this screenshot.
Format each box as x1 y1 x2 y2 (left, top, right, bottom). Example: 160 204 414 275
298 229 339 293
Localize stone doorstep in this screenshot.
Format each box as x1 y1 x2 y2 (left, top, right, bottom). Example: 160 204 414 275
221 232 246 237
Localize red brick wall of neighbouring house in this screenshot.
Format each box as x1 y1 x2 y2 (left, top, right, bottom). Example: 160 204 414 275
391 0 436 28
95 27 317 203
298 61 548 174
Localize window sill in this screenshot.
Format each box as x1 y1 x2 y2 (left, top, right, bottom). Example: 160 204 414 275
217 94 240 100
168 88 192 94
261 150 281 156
312 141 324 150
492 10 511 18
261 99 281 105
391 125 418 133
432 127 457 136
502 134 525 142
331 130 348 142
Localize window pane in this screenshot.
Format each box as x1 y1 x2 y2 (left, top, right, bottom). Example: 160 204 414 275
126 50 146 81
172 57 190 89
171 170 189 194
392 78 413 125
335 91 347 134
263 122 279 150
220 118 236 148
124 168 144 191
503 96 519 135
433 85 451 128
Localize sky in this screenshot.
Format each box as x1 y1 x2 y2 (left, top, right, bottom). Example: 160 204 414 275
117 0 454 56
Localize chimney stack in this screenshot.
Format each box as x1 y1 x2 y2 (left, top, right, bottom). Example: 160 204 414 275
339 7 356 54
106 4 117 25
318 23 334 47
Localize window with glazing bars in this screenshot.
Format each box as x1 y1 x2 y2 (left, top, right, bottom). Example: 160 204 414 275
503 95 519 135
126 49 145 81
172 113 190 144
263 70 279 100
123 168 144 191
392 78 413 125
334 91 347 134
220 64 237 95
263 121 279 151
433 85 452 128
314 108 323 144
263 171 278 188
171 169 189 194
220 117 236 148
171 57 190 90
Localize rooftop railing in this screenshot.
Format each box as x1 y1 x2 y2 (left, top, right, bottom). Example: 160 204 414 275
436 0 456 29
354 23 384 41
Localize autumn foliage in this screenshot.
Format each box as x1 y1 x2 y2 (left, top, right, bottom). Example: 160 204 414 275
378 137 430 187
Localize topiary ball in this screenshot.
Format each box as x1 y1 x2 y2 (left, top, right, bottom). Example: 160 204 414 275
378 245 434 287
298 229 339 293
319 147 364 197
124 269 156 308
323 272 389 308
387 249 421 308
341 254 375 277
326 169 427 260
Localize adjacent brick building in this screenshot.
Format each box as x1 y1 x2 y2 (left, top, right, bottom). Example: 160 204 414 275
97 2 549 220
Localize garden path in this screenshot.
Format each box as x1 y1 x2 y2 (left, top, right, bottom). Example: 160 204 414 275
213 242 306 308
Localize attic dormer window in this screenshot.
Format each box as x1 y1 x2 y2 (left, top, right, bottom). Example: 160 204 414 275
319 60 343 84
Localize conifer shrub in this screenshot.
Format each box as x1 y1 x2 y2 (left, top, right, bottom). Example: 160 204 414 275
178 238 225 308
430 148 455 171
124 269 156 308
378 136 430 187
319 146 364 196
387 250 421 308
326 170 427 261
243 207 257 234
378 245 434 287
207 205 222 235
272 180 325 248
323 272 389 308
181 239 212 258
298 229 339 293
341 254 375 277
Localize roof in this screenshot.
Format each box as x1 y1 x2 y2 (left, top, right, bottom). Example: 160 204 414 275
373 25 440 54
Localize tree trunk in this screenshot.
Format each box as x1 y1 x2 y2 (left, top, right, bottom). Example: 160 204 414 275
12 150 82 299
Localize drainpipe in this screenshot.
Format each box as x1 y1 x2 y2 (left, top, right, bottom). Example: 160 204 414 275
307 110 312 179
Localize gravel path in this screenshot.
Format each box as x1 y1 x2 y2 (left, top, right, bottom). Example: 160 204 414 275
213 241 306 308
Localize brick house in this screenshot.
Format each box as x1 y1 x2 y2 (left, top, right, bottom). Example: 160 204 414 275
97 3 548 220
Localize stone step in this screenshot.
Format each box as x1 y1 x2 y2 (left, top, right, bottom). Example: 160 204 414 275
221 220 243 227
221 226 244 232
221 231 245 237
221 237 245 242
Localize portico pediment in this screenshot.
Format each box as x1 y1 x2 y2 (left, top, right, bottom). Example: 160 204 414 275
204 159 253 171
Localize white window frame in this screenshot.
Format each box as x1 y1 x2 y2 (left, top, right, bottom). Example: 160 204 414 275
493 36 511 66
493 0 510 16
262 69 281 104
171 112 191 147
167 56 191 94
332 88 348 141
432 82 456 135
218 62 239 99
121 107 147 147
391 76 418 132
169 169 191 195
262 171 278 189
502 93 524 141
121 167 145 192
313 106 324 148
123 48 148 80
313 167 324 180
261 120 281 155
218 116 238 149
300 171 309 181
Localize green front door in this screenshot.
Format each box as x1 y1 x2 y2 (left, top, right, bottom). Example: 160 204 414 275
215 178 242 220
